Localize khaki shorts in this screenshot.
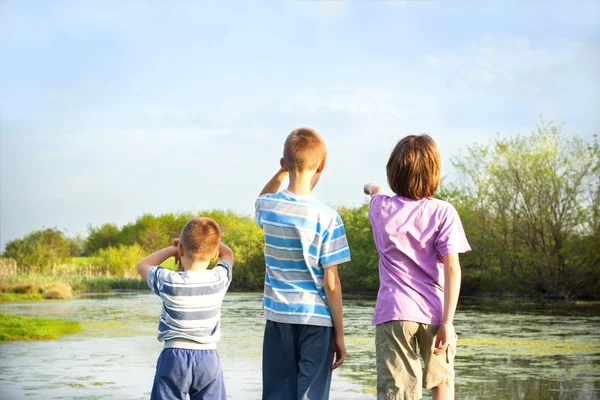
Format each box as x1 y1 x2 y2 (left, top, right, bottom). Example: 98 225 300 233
375 321 457 400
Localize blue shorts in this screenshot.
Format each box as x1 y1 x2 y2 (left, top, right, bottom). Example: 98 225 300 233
262 320 333 400
150 348 226 400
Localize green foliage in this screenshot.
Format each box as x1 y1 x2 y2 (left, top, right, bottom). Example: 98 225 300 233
337 204 379 292
449 122 600 297
3 124 598 298
84 224 120 255
96 244 145 276
0 314 82 341
3 228 80 273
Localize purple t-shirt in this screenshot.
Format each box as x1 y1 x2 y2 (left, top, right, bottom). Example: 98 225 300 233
369 194 471 326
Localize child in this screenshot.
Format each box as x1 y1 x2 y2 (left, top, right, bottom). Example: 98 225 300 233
255 127 351 400
364 135 470 400
136 217 234 400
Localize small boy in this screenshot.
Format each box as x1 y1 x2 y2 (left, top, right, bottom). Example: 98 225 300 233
136 217 234 400
255 127 351 400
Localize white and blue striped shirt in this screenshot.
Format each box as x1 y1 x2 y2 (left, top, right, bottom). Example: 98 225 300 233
255 190 351 327
146 261 232 348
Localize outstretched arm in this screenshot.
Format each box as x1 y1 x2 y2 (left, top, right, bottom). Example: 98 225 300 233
363 182 385 197
324 265 346 370
137 245 178 280
434 253 461 355
259 162 288 196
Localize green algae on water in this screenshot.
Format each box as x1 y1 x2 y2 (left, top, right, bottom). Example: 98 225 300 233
460 337 600 356
0 314 82 341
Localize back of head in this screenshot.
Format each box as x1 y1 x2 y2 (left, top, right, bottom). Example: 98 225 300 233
180 217 221 262
386 134 441 200
283 128 327 171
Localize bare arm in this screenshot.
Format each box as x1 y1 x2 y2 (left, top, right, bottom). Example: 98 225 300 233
434 253 462 354
217 242 234 266
136 246 178 280
259 165 288 196
324 265 346 370
363 182 385 197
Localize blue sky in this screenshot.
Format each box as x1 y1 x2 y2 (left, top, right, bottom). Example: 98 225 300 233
1 0 599 250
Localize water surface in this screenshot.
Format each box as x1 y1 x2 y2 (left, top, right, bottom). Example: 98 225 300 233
0 293 598 399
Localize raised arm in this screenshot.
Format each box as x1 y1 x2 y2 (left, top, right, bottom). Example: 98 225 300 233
136 245 178 280
324 265 345 370
363 182 385 197
434 253 462 355
259 161 288 196
217 242 234 266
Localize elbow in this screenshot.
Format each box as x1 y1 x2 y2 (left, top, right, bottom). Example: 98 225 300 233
324 277 340 293
447 263 461 280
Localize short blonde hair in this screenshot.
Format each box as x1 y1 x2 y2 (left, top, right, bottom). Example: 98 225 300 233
386 135 441 199
179 217 220 261
283 128 327 171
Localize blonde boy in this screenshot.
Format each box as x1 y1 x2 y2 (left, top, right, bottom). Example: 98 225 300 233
255 128 351 400
136 217 234 400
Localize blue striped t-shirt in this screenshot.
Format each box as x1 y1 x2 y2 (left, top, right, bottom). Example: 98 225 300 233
255 190 351 327
146 261 232 348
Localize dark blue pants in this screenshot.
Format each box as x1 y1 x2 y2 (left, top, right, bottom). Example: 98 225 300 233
262 320 333 400
150 348 226 400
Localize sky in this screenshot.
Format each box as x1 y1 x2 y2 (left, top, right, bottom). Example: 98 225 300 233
1 0 599 251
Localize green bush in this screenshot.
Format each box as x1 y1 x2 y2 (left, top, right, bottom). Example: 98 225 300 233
96 244 145 276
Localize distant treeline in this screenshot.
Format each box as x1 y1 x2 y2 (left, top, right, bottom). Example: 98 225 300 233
3 123 599 298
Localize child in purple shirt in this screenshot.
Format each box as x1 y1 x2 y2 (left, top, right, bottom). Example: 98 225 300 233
364 135 471 400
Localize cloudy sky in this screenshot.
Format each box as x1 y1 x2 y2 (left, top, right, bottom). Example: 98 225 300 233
1 0 599 250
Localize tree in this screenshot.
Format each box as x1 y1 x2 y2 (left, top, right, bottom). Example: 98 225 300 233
84 223 120 255
3 228 76 273
449 122 600 297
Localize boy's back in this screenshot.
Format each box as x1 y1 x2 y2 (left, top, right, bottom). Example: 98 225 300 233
256 190 350 327
147 263 232 346
256 128 351 400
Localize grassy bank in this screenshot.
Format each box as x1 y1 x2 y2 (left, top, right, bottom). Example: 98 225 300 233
0 280 73 302
0 275 148 302
0 314 82 341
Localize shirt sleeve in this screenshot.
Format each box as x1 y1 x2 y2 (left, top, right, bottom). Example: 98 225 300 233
435 204 472 258
319 214 351 268
146 265 167 296
368 193 387 224
213 260 233 287
255 197 264 229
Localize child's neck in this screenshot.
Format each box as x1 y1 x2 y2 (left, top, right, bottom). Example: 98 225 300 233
287 170 315 196
182 260 211 272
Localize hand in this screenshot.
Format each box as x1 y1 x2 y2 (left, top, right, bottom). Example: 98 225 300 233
434 323 453 355
331 334 346 370
364 182 384 196
171 238 182 271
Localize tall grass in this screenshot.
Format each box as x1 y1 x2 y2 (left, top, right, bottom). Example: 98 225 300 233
0 280 72 300
0 257 148 296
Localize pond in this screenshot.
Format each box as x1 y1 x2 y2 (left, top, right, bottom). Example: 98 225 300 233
0 293 599 399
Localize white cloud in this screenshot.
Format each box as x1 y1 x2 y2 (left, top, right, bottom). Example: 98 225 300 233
314 1 348 18
288 0 349 19
383 0 409 7
425 35 597 98
425 54 439 67
278 85 415 121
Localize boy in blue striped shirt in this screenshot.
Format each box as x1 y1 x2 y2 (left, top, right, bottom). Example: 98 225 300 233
255 127 351 400
136 217 234 400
